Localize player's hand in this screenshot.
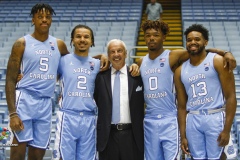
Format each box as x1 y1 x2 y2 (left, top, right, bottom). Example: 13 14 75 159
100 54 110 72
17 74 23 82
223 52 236 72
129 63 140 77
10 115 24 132
217 130 230 147
181 138 190 155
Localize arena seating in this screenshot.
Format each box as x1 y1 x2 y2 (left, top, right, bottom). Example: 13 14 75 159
181 0 240 21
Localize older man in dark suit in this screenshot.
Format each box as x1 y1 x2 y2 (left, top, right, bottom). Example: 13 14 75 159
94 39 144 160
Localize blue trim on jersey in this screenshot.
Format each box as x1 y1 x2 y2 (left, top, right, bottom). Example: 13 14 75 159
59 112 64 159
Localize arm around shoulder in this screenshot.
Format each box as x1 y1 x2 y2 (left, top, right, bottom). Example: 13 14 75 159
171 49 189 62
207 48 236 71
169 50 189 71
92 54 110 72
57 39 69 55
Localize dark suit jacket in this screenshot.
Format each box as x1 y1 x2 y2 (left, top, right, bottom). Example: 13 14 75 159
94 67 144 152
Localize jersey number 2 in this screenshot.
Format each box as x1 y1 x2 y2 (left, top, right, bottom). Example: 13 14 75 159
77 75 87 90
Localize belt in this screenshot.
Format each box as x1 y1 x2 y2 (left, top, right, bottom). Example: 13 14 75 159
111 123 132 131
189 108 225 115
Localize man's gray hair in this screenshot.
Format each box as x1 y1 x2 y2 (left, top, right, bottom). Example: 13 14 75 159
106 39 127 53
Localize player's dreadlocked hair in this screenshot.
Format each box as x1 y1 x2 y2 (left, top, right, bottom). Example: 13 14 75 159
141 20 170 36
184 24 209 41
30 3 56 17
70 24 95 48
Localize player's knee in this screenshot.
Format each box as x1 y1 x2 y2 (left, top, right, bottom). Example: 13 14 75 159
10 152 26 160
28 152 45 160
28 147 46 160
10 145 27 160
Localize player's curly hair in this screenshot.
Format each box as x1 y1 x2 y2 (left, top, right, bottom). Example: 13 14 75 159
70 24 95 48
30 3 56 16
184 24 209 41
141 20 170 36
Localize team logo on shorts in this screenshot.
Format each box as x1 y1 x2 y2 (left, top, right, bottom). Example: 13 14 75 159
227 145 235 155
53 150 58 158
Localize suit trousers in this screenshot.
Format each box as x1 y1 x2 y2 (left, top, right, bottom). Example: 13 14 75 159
99 128 144 160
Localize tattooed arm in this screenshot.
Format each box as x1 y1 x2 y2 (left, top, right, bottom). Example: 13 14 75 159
5 37 25 131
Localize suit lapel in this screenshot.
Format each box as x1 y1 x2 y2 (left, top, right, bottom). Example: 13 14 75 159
103 69 112 100
127 67 134 101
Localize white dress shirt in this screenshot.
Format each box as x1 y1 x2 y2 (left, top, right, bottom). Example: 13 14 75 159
111 65 131 124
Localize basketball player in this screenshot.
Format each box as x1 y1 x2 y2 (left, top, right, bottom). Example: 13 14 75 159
138 20 236 160
52 24 99 160
5 3 68 160
175 24 236 159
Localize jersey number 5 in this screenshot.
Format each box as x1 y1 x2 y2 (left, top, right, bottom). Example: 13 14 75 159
39 57 49 72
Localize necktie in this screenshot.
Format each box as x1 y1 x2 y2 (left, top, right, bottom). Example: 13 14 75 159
112 70 120 124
